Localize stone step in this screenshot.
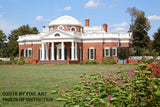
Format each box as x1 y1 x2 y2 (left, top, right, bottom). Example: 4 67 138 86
37 60 68 64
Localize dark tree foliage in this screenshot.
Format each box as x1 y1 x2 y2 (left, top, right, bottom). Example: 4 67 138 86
0 30 7 57
8 24 38 57
118 47 128 64
127 7 151 56
152 28 160 54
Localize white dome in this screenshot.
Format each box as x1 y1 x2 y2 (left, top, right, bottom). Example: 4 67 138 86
49 15 83 27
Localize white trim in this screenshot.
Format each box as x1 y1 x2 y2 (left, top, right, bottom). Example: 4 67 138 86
112 47 117 56
19 41 41 45
42 39 81 43
104 47 110 57
104 40 119 42
70 26 76 32
83 39 103 43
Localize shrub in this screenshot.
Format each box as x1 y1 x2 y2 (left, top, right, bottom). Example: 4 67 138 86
52 64 160 106
103 57 117 64
84 60 99 64
10 56 15 61
17 60 24 65
143 49 150 56
151 49 159 60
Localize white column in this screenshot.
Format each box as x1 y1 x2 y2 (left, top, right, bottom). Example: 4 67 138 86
42 42 44 60
24 48 26 57
51 42 55 60
71 41 75 60
75 42 78 60
61 42 64 60
46 43 48 60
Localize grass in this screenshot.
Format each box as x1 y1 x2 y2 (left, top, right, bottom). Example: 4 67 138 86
0 64 137 107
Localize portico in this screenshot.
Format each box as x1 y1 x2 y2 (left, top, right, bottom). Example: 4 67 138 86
41 41 78 61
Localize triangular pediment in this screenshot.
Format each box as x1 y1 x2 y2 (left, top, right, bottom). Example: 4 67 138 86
40 29 76 39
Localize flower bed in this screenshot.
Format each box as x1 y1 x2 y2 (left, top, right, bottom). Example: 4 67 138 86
51 63 160 106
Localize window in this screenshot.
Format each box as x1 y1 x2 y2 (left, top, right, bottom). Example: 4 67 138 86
58 25 64 30
104 47 110 56
55 33 60 36
88 47 96 60
28 48 32 57
70 27 76 32
112 47 117 56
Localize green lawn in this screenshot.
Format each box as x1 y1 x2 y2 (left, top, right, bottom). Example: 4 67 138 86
0 64 137 107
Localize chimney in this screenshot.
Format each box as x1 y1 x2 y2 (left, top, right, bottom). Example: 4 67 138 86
42 26 45 32
103 24 107 32
85 18 90 27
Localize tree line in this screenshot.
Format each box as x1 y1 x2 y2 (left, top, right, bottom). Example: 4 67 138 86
0 7 160 58
0 24 38 58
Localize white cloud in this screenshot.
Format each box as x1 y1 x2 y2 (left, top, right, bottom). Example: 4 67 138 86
35 16 50 22
148 15 160 21
0 14 19 35
110 22 129 32
64 6 71 11
84 0 100 8
108 4 117 9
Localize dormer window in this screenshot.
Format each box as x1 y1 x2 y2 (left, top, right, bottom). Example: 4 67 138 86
70 27 76 32
58 25 64 30
55 33 60 36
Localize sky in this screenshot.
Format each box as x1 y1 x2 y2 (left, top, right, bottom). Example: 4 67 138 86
0 0 160 40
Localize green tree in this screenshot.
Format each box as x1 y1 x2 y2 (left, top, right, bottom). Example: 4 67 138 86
8 24 38 57
127 7 151 56
118 47 128 64
0 30 7 57
152 27 160 54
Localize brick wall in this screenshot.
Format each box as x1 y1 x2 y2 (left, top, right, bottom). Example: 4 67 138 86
49 25 83 32
19 42 130 64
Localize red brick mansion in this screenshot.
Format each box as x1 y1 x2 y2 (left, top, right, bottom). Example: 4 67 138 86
17 15 132 64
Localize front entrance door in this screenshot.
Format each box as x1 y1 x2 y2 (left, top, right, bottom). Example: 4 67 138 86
58 49 61 60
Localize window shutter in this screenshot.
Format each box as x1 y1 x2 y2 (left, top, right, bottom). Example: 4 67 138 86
44 49 46 60
69 48 71 60
94 49 96 60
110 49 112 57
38 49 40 60
88 49 89 59
65 48 67 60
126 47 129 57
26 49 27 57
55 48 57 60
103 49 104 57
117 47 120 58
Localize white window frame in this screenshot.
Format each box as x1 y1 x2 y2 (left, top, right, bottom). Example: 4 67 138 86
112 47 117 56
58 25 64 30
28 48 32 57
89 47 95 60
104 47 110 56
70 26 76 32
